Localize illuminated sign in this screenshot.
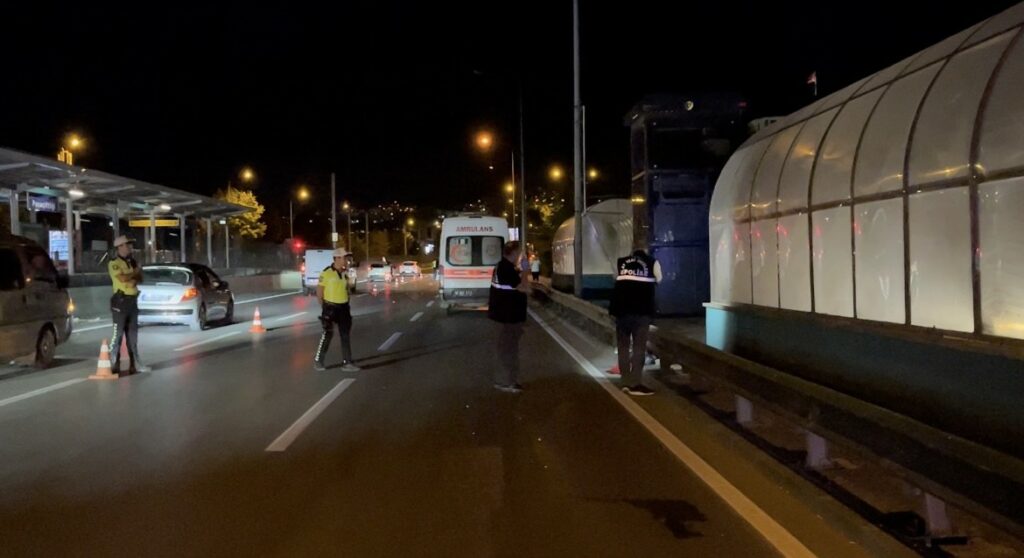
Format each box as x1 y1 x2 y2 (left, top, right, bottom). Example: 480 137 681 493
455 226 495 233
129 219 180 228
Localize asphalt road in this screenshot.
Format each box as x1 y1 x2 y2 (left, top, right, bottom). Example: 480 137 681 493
0 277 911 557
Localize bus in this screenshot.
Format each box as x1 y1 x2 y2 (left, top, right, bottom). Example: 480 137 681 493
438 215 508 313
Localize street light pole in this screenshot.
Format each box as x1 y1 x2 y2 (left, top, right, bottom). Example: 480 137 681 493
510 151 517 232
331 173 337 248
289 200 294 239
518 83 528 249
572 0 584 298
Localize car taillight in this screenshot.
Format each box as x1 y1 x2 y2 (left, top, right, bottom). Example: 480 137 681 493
181 287 199 301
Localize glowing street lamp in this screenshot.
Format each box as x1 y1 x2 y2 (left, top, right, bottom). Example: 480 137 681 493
588 168 599 180
240 167 256 183
549 165 564 181
475 131 494 151
58 133 85 165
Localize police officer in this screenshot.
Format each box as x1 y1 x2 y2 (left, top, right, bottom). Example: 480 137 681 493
314 248 360 372
608 242 662 396
488 241 530 393
109 235 150 375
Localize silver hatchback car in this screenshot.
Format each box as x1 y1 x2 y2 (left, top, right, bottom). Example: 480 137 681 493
138 264 234 331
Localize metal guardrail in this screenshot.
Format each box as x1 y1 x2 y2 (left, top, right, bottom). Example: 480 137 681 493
530 284 1024 542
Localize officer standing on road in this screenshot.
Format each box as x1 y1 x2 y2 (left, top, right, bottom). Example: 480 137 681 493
609 241 662 396
314 248 360 372
108 235 150 374
488 241 530 393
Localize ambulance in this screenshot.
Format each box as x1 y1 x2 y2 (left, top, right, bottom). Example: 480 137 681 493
438 215 508 312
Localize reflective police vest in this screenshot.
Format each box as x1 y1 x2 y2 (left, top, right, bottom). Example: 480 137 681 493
609 251 657 317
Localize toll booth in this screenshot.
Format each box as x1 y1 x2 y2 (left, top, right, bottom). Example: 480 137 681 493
625 94 747 315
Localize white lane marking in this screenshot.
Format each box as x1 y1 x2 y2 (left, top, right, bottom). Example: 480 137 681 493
378 332 402 352
236 291 302 305
73 323 111 334
528 309 816 558
265 379 356 452
273 311 307 323
174 331 241 352
410 312 423 322
0 379 87 409
426 301 435 308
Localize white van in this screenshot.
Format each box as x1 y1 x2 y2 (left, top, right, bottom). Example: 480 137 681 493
0 235 73 368
302 249 334 295
439 215 508 312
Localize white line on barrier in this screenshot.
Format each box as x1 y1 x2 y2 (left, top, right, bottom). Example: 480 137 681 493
236 291 303 305
265 379 356 452
426 301 434 308
0 379 87 409
378 332 402 352
410 312 423 322
528 308 816 558
174 331 241 352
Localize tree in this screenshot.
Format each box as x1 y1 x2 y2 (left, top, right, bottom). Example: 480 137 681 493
215 186 267 239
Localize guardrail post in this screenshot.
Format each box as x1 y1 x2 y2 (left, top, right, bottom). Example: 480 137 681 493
805 430 831 469
735 395 753 425
922 492 953 537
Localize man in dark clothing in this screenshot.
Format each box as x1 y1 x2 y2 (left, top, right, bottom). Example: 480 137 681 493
608 244 662 396
488 241 530 393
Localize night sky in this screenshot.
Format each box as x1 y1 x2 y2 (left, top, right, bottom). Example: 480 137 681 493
1 1 1018 236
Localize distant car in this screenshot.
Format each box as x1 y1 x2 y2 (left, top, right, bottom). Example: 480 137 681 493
0 236 73 368
368 263 392 282
398 261 421 277
138 264 234 331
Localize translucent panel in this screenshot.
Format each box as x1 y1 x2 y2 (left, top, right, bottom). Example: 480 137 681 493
711 220 752 305
751 126 800 218
860 53 917 93
855 199 905 323
818 76 870 112
778 109 838 212
813 89 885 205
710 146 747 224
812 207 854 317
909 33 1014 186
977 31 1024 175
855 64 942 197
711 142 766 224
974 3 1023 43
750 219 779 307
979 178 1024 339
904 22 983 74
778 213 812 312
908 188 973 332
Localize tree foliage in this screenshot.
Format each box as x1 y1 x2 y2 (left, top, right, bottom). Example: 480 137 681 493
215 186 267 239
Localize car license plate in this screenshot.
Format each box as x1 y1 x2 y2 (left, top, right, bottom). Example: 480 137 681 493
143 294 170 302
454 290 474 297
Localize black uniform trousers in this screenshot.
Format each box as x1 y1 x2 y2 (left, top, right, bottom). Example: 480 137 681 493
110 292 140 371
315 301 353 364
615 314 652 387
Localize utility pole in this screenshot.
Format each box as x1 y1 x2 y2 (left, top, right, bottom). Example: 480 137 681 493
572 0 584 298
331 172 337 248
518 83 528 249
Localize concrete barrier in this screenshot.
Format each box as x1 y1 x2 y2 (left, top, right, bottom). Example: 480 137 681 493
70 271 301 321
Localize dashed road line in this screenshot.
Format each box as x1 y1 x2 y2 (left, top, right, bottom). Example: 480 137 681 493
378 332 402 352
410 312 423 322
236 291 302 305
174 331 241 352
0 379 87 409
265 379 356 452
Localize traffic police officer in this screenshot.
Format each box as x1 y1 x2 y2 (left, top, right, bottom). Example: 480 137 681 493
314 248 360 372
608 242 662 396
109 235 150 374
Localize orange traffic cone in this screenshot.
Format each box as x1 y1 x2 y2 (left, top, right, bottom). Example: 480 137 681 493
607 364 621 375
89 339 118 380
249 306 267 333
